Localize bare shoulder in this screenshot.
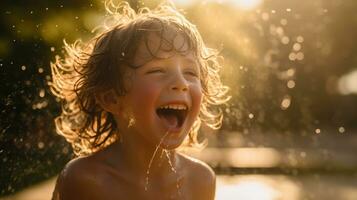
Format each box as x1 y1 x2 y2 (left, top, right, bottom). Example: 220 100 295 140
53 156 111 200
178 153 216 200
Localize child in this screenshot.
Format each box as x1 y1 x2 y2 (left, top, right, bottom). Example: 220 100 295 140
50 1 229 199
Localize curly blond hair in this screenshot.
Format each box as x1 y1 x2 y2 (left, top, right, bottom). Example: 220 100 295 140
49 1 230 156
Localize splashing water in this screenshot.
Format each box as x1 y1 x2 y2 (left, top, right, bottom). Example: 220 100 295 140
165 150 182 197
144 131 182 197
145 131 170 191
164 150 177 173
127 116 136 127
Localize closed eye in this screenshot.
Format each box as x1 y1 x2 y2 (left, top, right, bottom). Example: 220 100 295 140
146 69 165 74
185 70 199 77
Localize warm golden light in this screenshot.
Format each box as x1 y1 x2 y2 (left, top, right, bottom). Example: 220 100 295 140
173 0 263 10
232 0 263 10
338 70 357 95
216 175 300 200
188 147 282 168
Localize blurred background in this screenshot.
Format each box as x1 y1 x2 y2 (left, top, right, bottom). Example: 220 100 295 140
1 0 357 199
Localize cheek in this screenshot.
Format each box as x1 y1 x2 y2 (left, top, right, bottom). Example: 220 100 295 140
132 84 157 102
129 81 160 116
191 85 203 116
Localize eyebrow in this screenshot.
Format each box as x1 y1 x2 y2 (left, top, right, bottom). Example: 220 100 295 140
182 57 198 65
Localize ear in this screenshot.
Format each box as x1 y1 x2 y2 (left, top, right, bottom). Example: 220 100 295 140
95 89 121 115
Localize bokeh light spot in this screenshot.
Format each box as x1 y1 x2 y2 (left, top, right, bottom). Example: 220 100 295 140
281 96 291 110
287 80 296 89
315 128 321 134
338 127 345 133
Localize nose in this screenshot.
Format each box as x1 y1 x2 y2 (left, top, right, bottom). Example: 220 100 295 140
170 73 188 92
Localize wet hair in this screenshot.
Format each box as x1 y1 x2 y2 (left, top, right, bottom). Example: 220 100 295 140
50 0 230 156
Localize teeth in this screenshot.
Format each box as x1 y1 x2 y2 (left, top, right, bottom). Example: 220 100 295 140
159 104 187 110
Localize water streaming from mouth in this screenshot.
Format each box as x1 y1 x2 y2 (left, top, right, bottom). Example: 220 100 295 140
165 150 177 173
144 131 182 198
145 131 170 191
165 150 182 197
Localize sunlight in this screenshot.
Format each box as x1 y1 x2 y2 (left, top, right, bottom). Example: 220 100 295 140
173 0 263 10
216 175 300 200
338 70 357 95
188 147 281 168
217 181 278 200
231 0 263 10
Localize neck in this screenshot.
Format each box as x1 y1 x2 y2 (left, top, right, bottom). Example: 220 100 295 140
111 130 178 179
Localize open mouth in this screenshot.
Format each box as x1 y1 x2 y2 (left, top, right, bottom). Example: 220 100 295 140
156 104 188 129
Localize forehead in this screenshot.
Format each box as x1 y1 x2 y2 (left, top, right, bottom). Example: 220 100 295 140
131 24 194 66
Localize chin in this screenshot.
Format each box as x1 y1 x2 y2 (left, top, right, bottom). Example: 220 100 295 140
160 133 187 150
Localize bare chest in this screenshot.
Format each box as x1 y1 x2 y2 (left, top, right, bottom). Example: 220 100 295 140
100 173 194 200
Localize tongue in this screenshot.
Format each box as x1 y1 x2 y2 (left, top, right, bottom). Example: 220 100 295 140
161 114 178 128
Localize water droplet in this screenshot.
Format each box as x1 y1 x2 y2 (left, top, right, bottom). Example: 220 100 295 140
276 26 284 36
281 36 290 44
280 18 288 26
289 52 296 61
296 52 304 61
145 131 170 191
287 80 296 89
38 142 45 149
38 67 44 73
164 150 176 173
338 127 345 133
297 36 304 43
281 96 291 110
293 43 302 51
39 89 45 97
127 116 135 127
287 68 295 77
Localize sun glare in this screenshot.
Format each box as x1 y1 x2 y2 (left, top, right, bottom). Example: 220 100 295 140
173 0 263 10
216 175 300 200
338 69 357 95
232 0 263 10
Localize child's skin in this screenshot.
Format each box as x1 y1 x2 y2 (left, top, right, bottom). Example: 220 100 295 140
52 31 216 199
